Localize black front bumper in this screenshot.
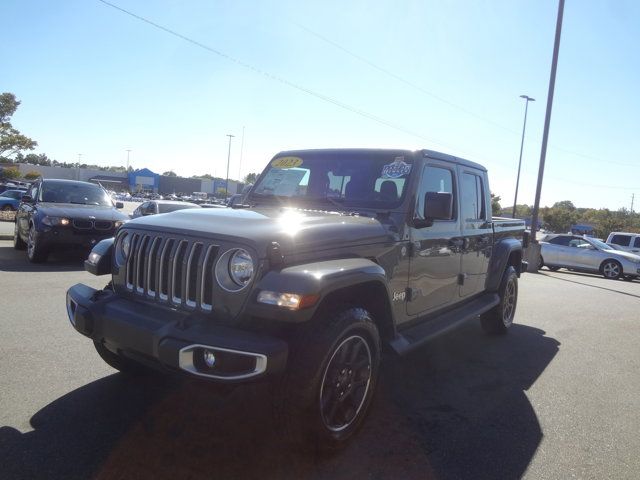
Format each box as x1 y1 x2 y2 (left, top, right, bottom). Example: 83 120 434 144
66 284 288 382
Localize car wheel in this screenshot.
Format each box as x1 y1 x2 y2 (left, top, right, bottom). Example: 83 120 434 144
26 224 48 263
538 255 544 270
13 222 26 250
1 205 14 211
93 341 151 374
481 266 518 335
600 260 622 280
272 307 381 450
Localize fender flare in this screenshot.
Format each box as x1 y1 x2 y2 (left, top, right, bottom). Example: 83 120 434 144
84 237 114 276
246 257 392 323
486 238 523 292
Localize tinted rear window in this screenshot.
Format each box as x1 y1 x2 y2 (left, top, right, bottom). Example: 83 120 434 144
610 234 632 246
548 236 572 246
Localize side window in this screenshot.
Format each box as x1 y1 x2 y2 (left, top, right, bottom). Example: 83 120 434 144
549 236 571 246
568 238 588 248
610 234 631 246
461 173 486 221
633 237 640 248
29 183 38 201
415 166 454 220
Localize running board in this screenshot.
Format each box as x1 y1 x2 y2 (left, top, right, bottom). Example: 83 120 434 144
389 293 500 356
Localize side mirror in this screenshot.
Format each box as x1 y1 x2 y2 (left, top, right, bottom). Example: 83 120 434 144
115 201 124 209
422 191 453 225
21 194 33 204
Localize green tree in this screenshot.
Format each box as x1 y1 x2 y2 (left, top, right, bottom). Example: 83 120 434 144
162 170 177 177
1 166 20 180
24 170 42 180
490 193 501 215
0 93 37 159
243 172 258 184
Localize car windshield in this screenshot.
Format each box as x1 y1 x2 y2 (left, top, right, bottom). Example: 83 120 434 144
158 203 200 213
39 182 112 206
589 238 614 250
250 152 414 210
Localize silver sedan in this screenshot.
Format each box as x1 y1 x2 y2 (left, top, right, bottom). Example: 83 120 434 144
540 234 640 280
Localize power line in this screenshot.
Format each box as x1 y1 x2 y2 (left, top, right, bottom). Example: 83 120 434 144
97 0 462 154
292 20 640 170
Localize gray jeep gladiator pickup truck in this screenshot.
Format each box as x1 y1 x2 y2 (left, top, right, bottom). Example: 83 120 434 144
67 148 526 447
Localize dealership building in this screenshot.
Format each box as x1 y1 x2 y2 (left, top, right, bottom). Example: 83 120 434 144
12 163 242 196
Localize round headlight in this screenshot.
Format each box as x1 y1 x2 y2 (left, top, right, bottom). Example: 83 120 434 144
115 233 130 266
121 234 131 258
229 249 254 287
215 248 254 292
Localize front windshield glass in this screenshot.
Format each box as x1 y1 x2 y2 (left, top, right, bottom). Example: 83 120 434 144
250 152 414 209
589 238 613 250
39 182 112 206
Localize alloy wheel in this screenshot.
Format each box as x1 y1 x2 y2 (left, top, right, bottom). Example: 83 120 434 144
319 335 372 433
603 262 620 279
502 279 516 326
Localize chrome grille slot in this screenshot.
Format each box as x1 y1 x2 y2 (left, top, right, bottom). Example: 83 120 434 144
122 231 223 312
135 235 150 293
158 239 175 301
171 241 188 305
201 245 219 311
146 237 161 297
185 243 203 308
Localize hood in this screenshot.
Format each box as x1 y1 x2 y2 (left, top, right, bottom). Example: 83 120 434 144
126 206 397 257
38 203 129 221
605 249 640 262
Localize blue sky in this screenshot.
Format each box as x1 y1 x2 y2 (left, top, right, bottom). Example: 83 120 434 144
3 0 639 210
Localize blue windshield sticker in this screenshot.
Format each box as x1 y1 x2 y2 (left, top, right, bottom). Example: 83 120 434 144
381 157 412 179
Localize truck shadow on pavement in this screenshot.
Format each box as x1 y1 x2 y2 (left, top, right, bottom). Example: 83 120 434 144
0 322 559 480
0 245 86 272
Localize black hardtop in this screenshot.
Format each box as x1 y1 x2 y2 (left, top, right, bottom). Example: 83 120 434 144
273 148 487 172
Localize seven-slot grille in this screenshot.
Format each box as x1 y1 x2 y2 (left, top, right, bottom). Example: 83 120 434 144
123 232 219 311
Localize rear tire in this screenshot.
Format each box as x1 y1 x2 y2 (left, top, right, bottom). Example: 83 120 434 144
13 222 26 250
481 266 518 335
272 307 381 450
600 260 622 280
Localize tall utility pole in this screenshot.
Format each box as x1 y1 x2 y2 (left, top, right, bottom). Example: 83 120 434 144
126 149 132 170
238 126 245 182
512 95 535 218
77 154 82 180
225 134 235 199
529 0 565 260
631 193 635 213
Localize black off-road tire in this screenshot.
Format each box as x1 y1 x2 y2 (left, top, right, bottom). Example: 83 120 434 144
93 341 149 375
600 259 622 280
13 222 26 250
26 225 48 263
481 266 518 335
272 307 381 450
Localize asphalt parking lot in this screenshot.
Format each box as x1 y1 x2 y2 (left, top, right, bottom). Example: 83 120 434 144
1 240 639 480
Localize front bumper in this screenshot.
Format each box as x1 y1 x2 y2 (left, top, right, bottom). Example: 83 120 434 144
66 283 288 382
38 227 116 250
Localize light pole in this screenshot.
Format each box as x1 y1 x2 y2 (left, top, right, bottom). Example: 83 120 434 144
225 134 235 199
512 95 535 218
126 149 131 170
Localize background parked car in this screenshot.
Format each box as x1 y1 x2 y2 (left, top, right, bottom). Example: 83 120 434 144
131 200 201 218
540 234 640 280
0 189 27 211
14 179 128 263
606 232 640 254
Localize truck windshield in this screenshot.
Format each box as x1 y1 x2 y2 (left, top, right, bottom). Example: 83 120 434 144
250 152 414 210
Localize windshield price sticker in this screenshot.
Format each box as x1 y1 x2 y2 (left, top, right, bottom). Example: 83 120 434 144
271 156 303 169
381 157 412 179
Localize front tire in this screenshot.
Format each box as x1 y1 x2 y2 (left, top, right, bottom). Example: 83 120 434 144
601 260 622 280
26 225 48 263
273 307 381 449
481 266 518 335
13 222 26 250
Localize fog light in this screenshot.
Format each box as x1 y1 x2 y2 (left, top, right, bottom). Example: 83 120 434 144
203 349 216 368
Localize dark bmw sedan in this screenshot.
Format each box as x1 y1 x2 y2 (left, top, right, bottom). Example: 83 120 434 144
14 179 129 263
